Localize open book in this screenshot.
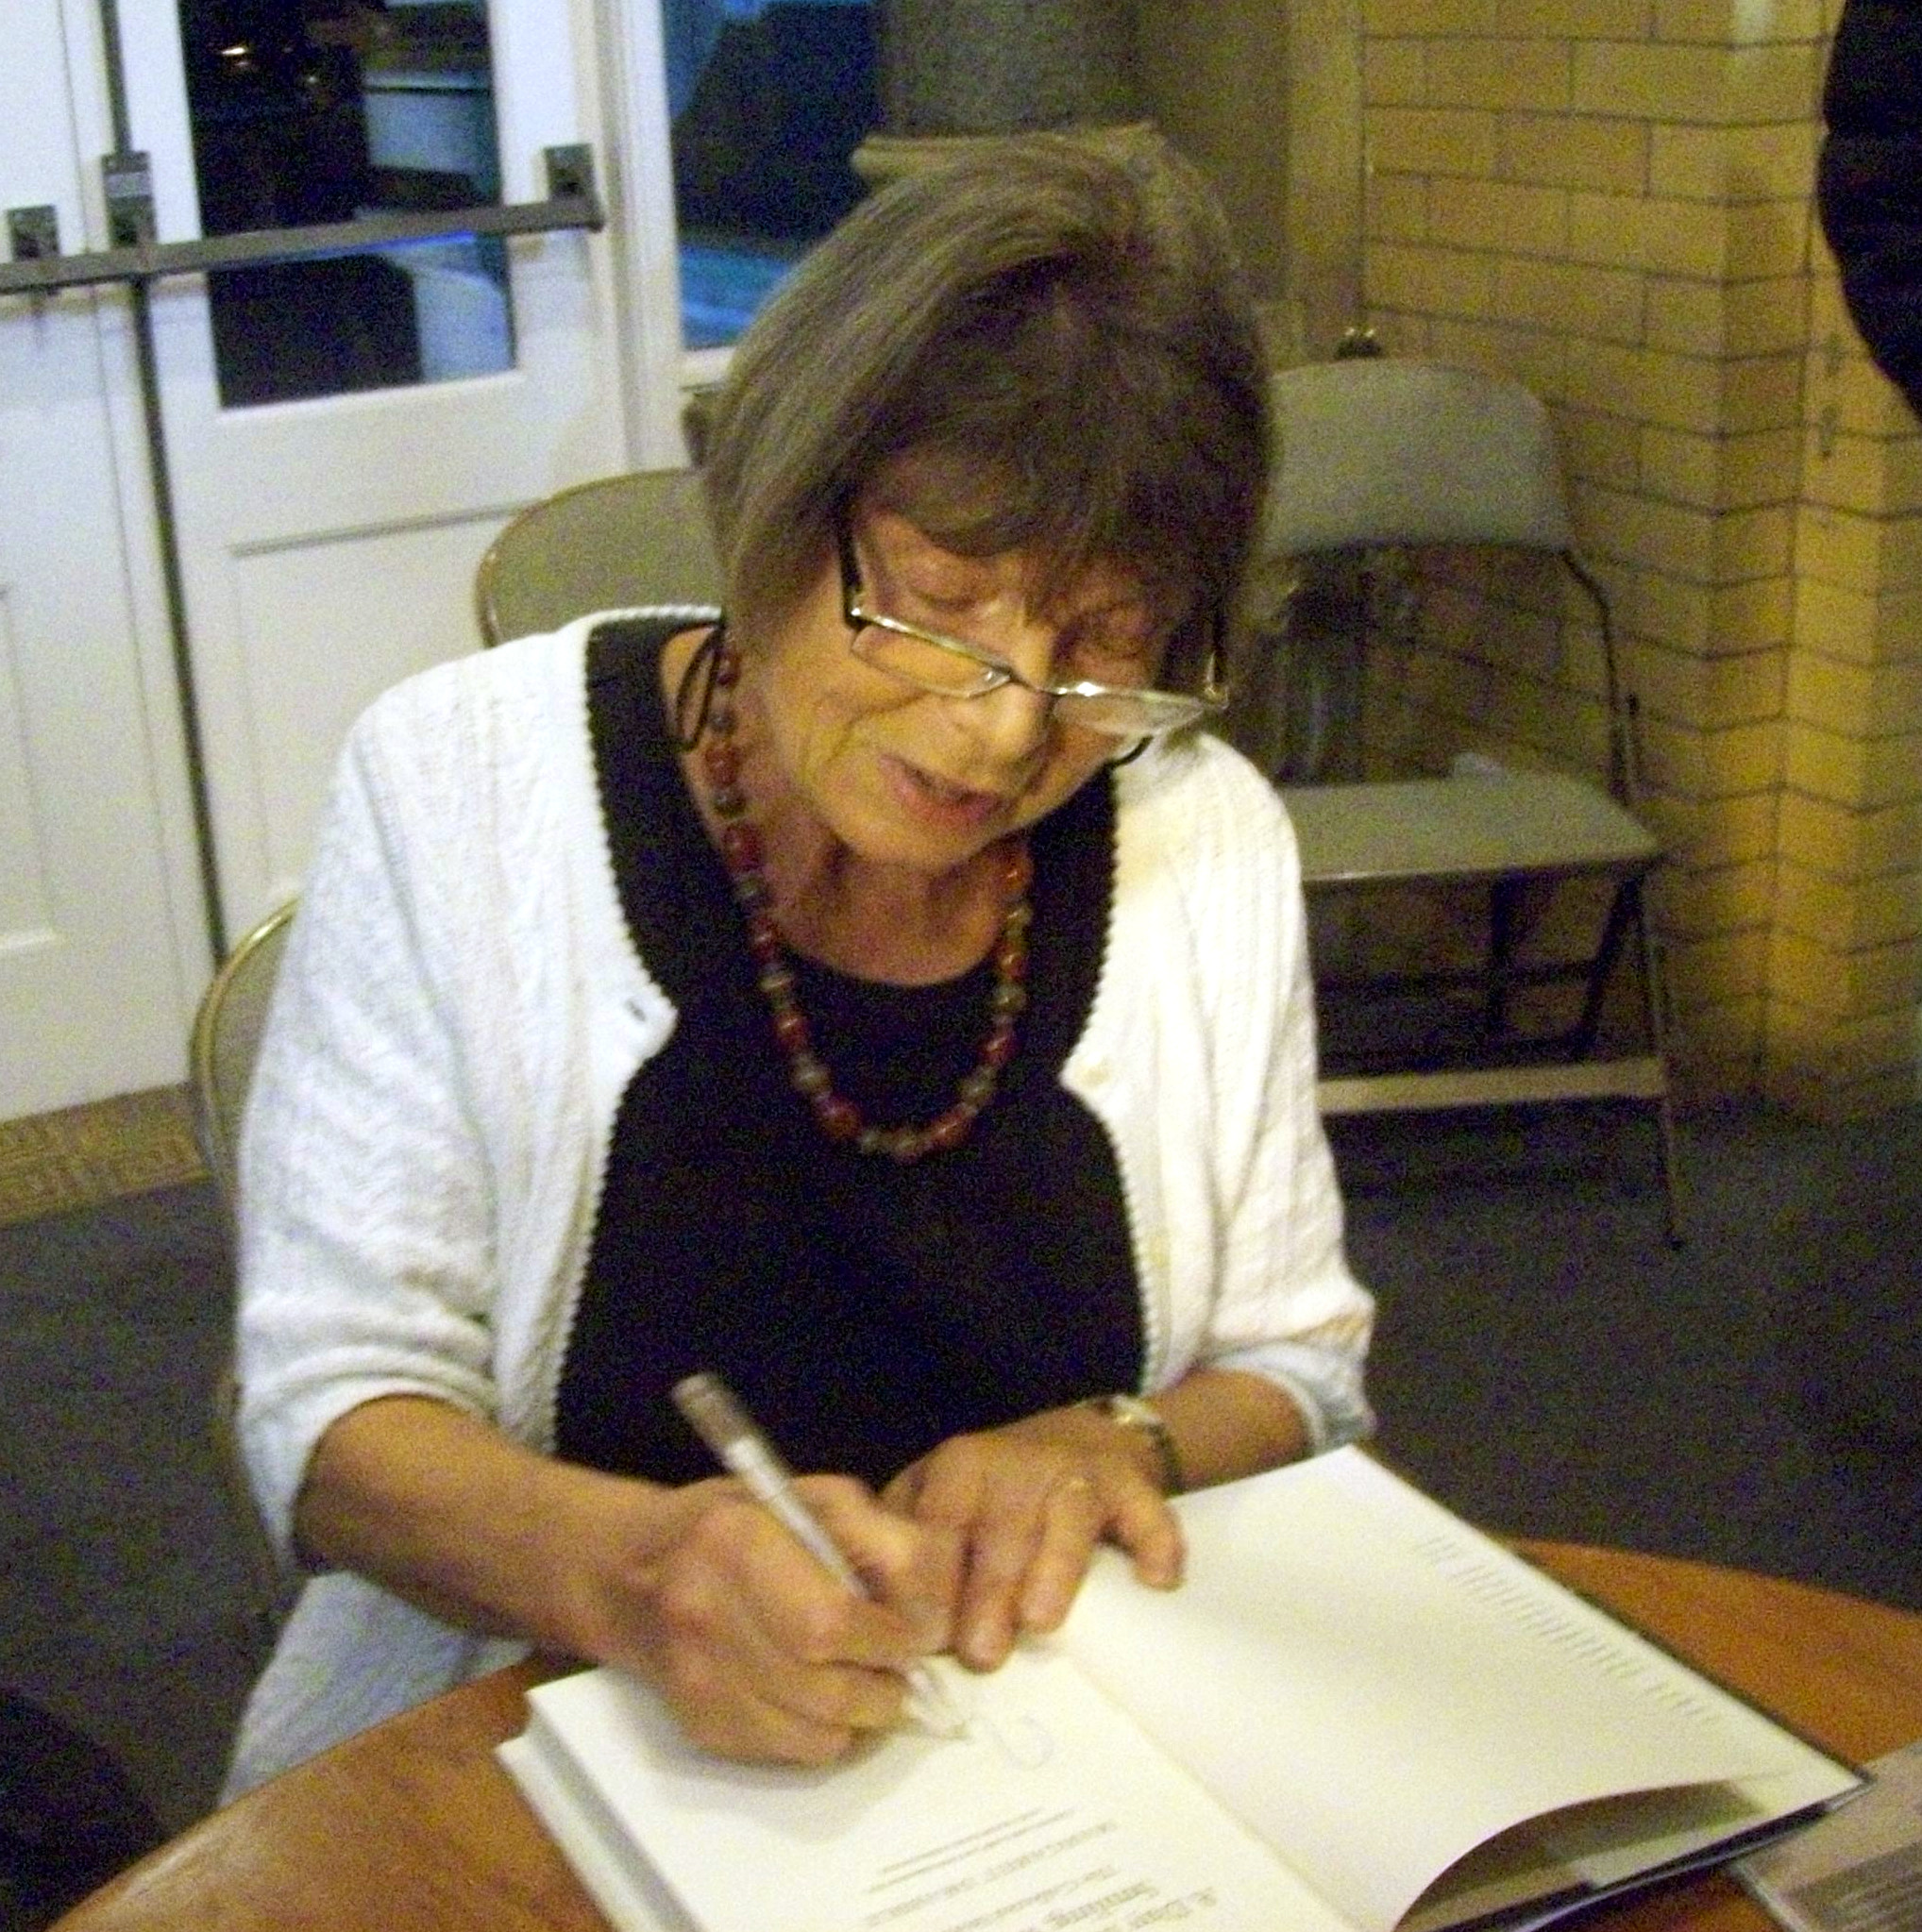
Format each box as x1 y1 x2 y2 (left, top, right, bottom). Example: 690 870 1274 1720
497 1449 1862 1932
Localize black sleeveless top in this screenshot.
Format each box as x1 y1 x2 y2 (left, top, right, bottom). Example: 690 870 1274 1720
553 618 1142 1489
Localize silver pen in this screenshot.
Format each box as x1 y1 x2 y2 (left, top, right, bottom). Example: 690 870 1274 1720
671 1371 969 1739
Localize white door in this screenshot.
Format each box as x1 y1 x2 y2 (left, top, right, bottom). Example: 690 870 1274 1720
118 0 639 934
0 0 206 1117
3 0 680 1117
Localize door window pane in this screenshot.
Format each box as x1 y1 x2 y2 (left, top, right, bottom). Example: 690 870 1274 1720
665 0 878 349
178 0 513 407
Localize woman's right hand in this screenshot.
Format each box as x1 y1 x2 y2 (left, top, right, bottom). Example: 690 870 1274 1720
565 1470 961 1764
295 1397 959 1767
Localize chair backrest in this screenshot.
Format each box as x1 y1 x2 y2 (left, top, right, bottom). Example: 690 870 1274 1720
474 468 724 647
1266 359 1573 557
1259 356 1635 796
190 899 295 1215
189 898 299 1631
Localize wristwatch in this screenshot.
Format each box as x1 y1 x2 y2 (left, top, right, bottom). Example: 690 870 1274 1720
1087 1392 1184 1495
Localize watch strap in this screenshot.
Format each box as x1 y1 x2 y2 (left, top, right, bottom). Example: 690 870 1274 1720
1087 1392 1184 1495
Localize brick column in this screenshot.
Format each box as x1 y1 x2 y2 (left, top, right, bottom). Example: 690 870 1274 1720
1775 251 1922 1113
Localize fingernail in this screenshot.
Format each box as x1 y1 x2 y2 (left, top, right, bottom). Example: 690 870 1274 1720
1020 1584 1069 1631
963 1619 1007 1669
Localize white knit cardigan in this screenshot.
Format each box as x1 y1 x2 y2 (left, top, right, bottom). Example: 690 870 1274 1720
222 620 1374 1795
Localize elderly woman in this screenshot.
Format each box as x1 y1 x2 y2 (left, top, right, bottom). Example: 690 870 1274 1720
223 130 1373 1796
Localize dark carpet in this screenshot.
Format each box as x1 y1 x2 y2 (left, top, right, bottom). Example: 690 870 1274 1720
1337 1100 1921 1612
0 1182 266 1924
1 1099 1917 1923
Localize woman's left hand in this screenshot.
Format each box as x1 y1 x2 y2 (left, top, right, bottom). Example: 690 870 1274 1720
880 1404 1183 1672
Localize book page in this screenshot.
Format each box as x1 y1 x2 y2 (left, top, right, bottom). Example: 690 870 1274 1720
1399 1776 1824 1932
1058 1450 1844 1932
512 1650 1357 1932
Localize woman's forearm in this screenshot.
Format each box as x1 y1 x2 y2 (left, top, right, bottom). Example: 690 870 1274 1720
295 1392 962 1764
1150 1366 1312 1493
292 1394 681 1658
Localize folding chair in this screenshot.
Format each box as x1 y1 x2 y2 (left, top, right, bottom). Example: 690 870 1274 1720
474 467 724 646
1257 357 1683 1240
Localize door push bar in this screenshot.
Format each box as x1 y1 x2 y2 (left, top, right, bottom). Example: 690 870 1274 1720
0 143 600 300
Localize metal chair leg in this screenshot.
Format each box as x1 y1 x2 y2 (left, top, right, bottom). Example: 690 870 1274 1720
1631 885 1687 1245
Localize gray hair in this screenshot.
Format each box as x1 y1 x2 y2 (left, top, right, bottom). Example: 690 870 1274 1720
699 130 1271 692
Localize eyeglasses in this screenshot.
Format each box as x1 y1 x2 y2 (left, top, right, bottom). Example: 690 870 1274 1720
836 515 1225 739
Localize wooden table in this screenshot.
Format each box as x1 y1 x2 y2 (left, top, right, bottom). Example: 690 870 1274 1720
56 1544 1922 1931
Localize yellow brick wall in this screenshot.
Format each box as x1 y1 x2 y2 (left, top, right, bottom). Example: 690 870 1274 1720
1352 0 1922 1112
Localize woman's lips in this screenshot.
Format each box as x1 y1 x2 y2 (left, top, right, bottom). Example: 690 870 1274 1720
884 756 1009 830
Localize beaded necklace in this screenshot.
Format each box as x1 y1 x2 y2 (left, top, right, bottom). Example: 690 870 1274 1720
695 631 1032 1162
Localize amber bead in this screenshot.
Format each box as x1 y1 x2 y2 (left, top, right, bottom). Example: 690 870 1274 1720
720 821 763 874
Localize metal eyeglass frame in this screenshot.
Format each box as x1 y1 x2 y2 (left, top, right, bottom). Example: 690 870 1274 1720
835 512 1225 738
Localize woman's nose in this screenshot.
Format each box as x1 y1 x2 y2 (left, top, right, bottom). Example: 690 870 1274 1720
954 674 1055 760
952 626 1059 759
